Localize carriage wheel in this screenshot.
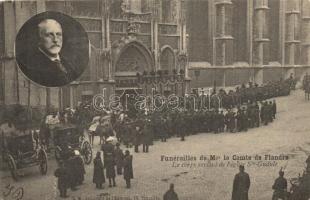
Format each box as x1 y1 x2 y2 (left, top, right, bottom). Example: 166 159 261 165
7 154 18 181
81 141 92 165
38 150 48 175
54 146 62 163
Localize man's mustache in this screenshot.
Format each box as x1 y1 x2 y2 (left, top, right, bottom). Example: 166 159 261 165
50 44 61 48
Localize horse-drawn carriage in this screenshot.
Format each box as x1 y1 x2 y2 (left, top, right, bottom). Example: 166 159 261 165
88 115 115 145
53 125 92 165
1 131 48 180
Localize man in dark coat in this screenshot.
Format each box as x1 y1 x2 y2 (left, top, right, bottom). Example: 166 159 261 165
64 151 78 191
163 184 179 200
123 150 133 188
272 100 277 119
105 157 116 187
16 19 79 87
142 120 152 152
54 161 69 198
103 139 116 187
72 151 85 185
115 143 124 175
176 112 185 141
272 170 287 200
133 125 142 153
93 151 105 189
236 109 243 132
219 110 225 132
232 165 250 200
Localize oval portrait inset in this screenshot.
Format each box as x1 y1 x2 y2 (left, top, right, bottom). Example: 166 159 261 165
15 11 89 87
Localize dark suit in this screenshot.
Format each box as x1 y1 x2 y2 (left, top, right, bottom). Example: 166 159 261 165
232 171 250 200
17 48 77 87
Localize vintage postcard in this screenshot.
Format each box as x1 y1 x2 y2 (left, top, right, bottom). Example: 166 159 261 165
0 0 310 200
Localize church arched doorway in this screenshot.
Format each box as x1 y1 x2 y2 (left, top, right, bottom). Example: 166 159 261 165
113 40 154 116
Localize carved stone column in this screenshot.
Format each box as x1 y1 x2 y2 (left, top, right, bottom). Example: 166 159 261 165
283 0 300 79
301 0 310 76
253 0 269 84
214 0 233 66
301 0 310 65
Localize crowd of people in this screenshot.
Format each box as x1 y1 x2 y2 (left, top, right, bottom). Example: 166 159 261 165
54 80 290 149
54 139 134 198
49 79 295 199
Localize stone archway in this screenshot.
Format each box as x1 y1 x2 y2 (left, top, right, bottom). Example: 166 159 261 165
112 39 154 113
113 40 154 74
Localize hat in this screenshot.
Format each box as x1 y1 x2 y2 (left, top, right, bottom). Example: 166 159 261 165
106 136 114 142
74 150 80 156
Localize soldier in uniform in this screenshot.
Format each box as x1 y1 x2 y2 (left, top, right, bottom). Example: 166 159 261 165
272 170 287 200
232 165 250 200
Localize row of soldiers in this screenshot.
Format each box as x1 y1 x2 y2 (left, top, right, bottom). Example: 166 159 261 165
112 99 277 147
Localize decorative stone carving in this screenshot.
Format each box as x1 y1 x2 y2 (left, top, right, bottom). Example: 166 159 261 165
112 38 154 73
177 50 188 70
102 48 111 61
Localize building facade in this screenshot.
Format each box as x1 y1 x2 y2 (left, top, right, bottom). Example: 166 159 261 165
0 0 189 110
0 0 310 111
187 0 310 90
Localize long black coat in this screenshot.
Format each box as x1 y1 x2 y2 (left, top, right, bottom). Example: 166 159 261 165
105 155 116 178
232 172 250 200
163 189 179 200
93 157 105 184
142 124 153 145
73 156 85 184
123 155 133 180
272 176 287 199
114 148 124 169
54 167 69 190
